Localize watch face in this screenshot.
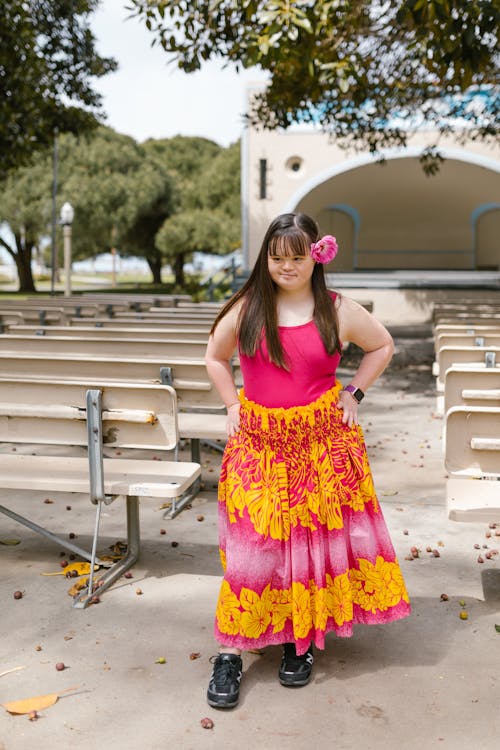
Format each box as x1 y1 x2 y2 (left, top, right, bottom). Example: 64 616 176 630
346 385 364 402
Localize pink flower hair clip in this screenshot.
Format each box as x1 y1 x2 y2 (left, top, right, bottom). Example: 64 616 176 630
310 235 338 264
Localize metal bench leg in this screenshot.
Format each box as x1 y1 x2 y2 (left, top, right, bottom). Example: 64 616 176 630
0 503 107 565
73 495 140 609
191 438 201 463
162 477 202 520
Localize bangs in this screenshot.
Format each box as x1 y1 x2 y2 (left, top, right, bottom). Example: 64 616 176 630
268 230 310 257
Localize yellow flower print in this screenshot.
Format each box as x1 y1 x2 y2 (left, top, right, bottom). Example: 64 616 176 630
351 556 409 613
270 587 292 633
219 548 227 572
327 572 353 626
310 581 328 630
239 585 272 639
291 582 312 639
245 454 290 541
216 580 242 636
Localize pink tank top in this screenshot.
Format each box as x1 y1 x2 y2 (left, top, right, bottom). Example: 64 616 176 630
239 319 341 408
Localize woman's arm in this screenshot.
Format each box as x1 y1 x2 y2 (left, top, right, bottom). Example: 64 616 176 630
336 296 395 427
205 304 241 436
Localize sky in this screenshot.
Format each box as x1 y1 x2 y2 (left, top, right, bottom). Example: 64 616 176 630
90 0 267 147
0 1 265 267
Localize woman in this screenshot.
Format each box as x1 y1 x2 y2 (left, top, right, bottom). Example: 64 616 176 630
204 213 410 709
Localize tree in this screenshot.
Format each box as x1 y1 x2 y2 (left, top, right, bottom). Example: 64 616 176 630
154 141 241 285
130 1 499 159
60 128 177 284
0 157 52 292
0 1 117 176
118 161 177 284
0 127 176 291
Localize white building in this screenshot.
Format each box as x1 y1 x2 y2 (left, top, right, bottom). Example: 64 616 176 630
242 87 500 275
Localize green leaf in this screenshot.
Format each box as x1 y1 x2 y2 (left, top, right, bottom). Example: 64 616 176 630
495 624 500 633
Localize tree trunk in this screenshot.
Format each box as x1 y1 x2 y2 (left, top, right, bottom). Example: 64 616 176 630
146 253 163 285
0 234 37 292
172 253 185 287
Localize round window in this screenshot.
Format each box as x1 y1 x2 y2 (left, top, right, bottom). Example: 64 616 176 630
285 156 303 174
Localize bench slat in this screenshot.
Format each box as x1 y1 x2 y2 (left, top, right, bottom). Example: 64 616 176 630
470 437 500 451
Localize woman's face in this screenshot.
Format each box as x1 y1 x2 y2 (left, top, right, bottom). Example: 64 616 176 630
267 245 316 293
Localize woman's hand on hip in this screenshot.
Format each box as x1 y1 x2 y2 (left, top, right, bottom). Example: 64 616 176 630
338 389 359 428
226 403 241 437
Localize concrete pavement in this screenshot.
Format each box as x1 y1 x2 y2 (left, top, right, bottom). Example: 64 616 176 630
1 347 500 750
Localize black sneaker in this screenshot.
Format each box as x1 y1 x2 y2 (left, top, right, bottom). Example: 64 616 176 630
207 653 243 709
278 643 314 687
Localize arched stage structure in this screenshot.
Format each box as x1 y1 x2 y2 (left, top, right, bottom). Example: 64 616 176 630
241 92 500 299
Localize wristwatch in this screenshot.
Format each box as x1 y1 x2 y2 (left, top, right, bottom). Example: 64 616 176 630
343 384 365 403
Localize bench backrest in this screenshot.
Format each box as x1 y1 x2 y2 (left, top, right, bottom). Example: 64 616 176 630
0 308 68 325
444 367 500 413
80 293 191 308
0 333 209 360
437 346 500 386
436 333 500 352
4 325 210 341
68 318 214 330
0 352 232 409
445 405 500 478
0 377 178 451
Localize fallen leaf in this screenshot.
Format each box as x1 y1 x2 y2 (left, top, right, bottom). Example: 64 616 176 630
0 539 21 546
2 687 78 715
381 490 399 496
495 625 500 633
67 577 89 597
155 657 166 664
42 562 99 577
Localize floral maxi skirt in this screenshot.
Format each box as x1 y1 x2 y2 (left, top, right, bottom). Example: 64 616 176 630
214 382 411 655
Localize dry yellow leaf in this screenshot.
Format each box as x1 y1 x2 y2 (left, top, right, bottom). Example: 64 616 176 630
0 539 21 545
42 562 99 577
67 577 89 597
2 687 78 715
3 692 59 715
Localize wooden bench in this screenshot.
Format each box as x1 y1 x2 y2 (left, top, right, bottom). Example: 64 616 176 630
0 306 69 325
433 301 500 325
0 311 24 332
0 351 232 460
433 325 500 355
0 377 201 607
445 405 500 522
444 367 500 413
435 346 500 389
436 333 500 353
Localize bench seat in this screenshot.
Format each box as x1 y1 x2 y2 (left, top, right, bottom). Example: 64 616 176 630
0 454 197 497
446 477 500 522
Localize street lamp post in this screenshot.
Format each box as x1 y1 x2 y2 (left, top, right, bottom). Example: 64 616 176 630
60 202 74 297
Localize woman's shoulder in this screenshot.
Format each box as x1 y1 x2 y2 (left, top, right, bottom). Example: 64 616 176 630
326 288 341 307
215 297 244 331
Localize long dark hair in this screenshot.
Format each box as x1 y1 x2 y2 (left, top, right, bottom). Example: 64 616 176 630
211 213 341 369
